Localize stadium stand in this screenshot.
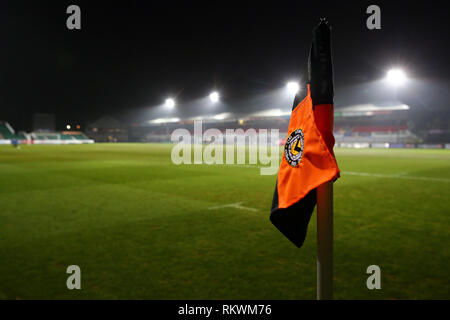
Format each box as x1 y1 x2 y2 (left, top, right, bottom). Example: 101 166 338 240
2 99 448 148
0 121 93 144
130 103 449 149
86 115 128 142
0 121 27 140
31 131 93 144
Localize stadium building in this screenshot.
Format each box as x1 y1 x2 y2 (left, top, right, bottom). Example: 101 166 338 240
86 115 128 143
129 102 448 149
0 121 93 145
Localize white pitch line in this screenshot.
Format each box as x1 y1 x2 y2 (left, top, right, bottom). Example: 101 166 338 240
208 202 258 212
343 171 450 183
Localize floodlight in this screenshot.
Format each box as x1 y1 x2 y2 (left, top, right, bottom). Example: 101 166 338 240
209 91 219 103
286 81 300 94
386 69 407 86
165 98 175 109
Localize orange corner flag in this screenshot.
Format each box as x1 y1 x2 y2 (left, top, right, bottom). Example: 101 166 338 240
278 85 339 210
270 20 339 248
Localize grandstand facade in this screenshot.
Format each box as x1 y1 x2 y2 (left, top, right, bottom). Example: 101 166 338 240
333 104 417 147
0 121 93 145
130 102 450 149
2 98 449 149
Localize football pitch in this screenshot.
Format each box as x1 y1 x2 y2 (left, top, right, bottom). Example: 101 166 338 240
0 143 449 300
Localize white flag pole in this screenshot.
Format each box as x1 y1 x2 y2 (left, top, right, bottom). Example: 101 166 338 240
309 17 335 301
316 180 333 299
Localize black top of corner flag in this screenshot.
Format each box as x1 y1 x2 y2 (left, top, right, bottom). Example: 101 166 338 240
308 18 334 106
291 18 334 109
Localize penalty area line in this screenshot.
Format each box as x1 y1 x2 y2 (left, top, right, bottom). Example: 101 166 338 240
343 171 450 183
208 202 259 212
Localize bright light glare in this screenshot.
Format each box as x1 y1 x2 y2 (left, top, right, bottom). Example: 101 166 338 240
386 69 407 86
212 112 230 120
286 81 300 94
209 91 219 103
165 98 175 108
66 125 71 130
149 117 180 124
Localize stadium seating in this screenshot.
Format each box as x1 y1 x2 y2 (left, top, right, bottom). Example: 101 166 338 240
0 121 93 144
73 134 89 140
132 117 419 145
0 121 26 140
351 125 408 133
35 134 58 140
31 132 90 141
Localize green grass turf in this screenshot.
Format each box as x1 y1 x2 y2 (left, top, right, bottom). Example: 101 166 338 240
0 143 449 299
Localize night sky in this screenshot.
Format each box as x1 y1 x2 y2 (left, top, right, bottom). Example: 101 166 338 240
0 0 449 131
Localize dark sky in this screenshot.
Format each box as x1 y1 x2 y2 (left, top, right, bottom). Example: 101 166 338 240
0 0 449 131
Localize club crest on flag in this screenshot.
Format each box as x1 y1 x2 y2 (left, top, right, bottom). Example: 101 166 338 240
284 128 304 167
